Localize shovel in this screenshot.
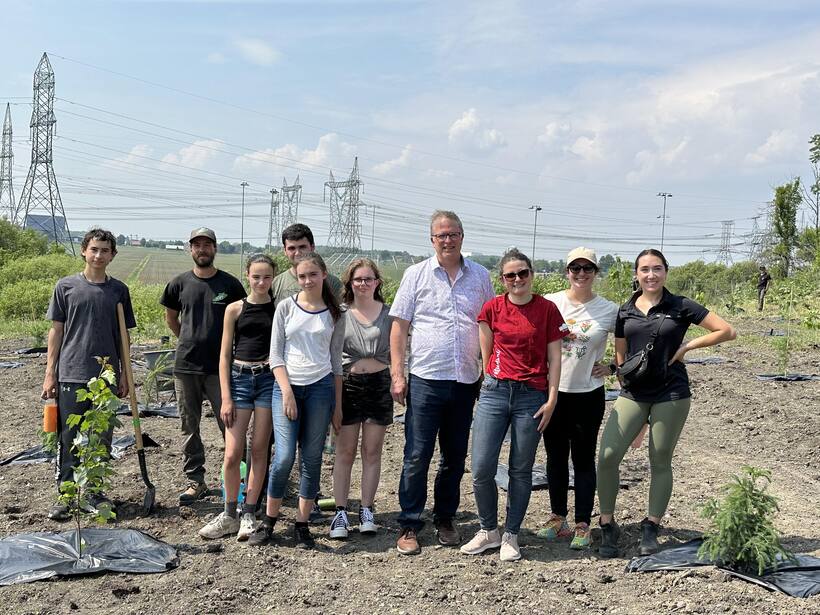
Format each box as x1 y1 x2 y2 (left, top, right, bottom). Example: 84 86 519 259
117 303 156 515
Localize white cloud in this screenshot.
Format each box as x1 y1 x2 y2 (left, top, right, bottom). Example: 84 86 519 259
162 140 224 169
424 168 454 179
232 133 357 178
103 144 153 170
745 130 799 164
234 38 281 67
372 145 413 175
206 52 226 64
448 108 506 154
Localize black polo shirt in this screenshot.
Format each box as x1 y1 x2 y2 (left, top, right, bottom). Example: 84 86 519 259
615 289 708 402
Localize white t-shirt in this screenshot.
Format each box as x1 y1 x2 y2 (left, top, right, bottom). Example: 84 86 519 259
544 291 618 393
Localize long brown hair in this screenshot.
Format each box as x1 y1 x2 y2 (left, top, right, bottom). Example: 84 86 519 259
294 252 342 322
342 258 384 305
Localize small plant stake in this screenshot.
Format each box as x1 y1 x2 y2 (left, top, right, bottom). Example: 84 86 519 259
699 465 795 575
56 357 121 556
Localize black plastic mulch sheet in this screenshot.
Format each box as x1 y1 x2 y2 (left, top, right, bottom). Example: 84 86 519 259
756 374 820 382
14 346 47 355
0 528 179 585
0 362 24 369
626 539 820 598
685 356 731 365
116 402 179 418
0 434 159 466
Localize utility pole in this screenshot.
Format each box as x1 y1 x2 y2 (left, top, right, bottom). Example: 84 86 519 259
529 205 542 263
267 188 279 252
240 181 249 271
370 203 376 257
657 192 672 251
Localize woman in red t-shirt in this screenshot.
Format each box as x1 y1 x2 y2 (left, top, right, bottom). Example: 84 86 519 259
460 248 565 562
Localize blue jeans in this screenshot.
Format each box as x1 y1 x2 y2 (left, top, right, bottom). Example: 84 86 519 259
471 375 546 534
267 373 334 499
397 374 479 531
230 365 274 410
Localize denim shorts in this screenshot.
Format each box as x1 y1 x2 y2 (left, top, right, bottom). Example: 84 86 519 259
230 364 274 410
342 369 393 426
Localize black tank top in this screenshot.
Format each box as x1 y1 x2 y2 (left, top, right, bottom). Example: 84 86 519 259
233 299 275 362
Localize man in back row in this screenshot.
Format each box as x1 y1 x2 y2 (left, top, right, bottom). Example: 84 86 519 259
271 224 343 305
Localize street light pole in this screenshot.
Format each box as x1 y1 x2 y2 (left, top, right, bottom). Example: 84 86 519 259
657 192 672 251
529 205 542 263
370 204 376 257
240 181 249 271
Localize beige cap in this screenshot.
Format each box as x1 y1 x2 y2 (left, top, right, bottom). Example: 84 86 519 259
566 246 597 266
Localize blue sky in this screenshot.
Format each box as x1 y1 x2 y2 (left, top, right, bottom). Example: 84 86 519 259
3 0 820 263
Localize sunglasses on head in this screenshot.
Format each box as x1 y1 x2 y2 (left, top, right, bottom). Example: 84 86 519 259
568 264 597 274
502 268 531 281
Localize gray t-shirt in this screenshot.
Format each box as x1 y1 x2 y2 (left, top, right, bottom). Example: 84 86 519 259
46 273 137 384
271 269 344 307
342 303 391 370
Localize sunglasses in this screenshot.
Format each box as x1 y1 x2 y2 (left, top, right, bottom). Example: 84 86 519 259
502 269 531 281
568 264 597 274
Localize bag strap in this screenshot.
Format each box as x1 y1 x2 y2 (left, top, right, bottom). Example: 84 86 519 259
644 313 666 351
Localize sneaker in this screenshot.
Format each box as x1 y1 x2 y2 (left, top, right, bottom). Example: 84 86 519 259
570 522 591 550
179 482 208 505
460 528 502 555
358 506 377 535
247 523 273 546
294 524 315 549
237 512 259 542
500 532 521 562
598 519 621 558
48 502 71 521
537 514 571 540
198 512 240 539
434 519 461 546
329 509 350 540
396 527 421 555
639 518 660 555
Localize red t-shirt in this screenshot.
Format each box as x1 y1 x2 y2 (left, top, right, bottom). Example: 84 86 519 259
478 294 567 391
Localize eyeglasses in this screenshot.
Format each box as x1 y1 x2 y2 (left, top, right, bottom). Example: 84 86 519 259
501 269 531 281
352 277 377 286
568 264 597 274
431 232 463 242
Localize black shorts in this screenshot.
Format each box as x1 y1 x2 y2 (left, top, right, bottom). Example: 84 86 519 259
342 370 393 426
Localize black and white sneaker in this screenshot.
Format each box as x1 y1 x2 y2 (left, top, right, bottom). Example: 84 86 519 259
359 506 377 535
329 509 350 539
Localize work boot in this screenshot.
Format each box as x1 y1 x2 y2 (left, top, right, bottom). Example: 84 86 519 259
598 519 620 559
639 517 660 555
48 502 71 521
179 482 208 505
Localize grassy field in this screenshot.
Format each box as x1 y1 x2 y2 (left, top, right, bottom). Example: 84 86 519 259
107 246 246 284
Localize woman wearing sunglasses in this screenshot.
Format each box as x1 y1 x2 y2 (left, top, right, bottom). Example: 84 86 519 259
597 248 735 558
461 248 565 562
539 247 618 550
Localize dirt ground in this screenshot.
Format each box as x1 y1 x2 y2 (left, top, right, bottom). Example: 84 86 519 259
0 315 819 615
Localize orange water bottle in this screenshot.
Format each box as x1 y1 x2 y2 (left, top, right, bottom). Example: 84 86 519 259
43 398 58 433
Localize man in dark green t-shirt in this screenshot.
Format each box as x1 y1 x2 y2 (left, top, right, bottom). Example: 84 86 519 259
160 227 246 504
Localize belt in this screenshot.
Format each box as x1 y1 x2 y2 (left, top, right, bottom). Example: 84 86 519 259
232 362 270 375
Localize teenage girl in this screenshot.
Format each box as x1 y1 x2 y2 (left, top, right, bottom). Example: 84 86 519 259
596 249 736 558
329 258 392 539
249 252 344 548
199 254 276 541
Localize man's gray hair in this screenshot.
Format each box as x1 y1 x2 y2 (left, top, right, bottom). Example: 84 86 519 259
430 210 464 234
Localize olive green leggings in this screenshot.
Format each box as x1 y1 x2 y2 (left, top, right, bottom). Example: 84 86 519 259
597 397 691 519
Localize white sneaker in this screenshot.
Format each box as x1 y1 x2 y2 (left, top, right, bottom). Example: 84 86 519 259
500 532 521 562
236 512 259 542
460 528 502 555
359 506 377 534
329 509 350 539
198 512 240 540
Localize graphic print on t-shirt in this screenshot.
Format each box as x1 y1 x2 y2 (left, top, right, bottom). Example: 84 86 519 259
561 318 594 360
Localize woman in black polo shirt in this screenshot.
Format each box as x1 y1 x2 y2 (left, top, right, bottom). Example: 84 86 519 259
596 249 736 558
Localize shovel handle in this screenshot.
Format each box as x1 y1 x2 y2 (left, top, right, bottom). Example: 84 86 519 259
117 303 144 451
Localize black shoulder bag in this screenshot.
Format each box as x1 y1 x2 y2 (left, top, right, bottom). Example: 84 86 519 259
617 313 666 388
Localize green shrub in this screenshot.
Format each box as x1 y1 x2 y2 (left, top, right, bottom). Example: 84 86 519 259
129 283 166 342
0 253 78 288
0 278 55 319
699 466 794 575
0 219 49 267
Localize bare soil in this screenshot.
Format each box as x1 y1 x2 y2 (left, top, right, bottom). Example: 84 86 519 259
1 316 819 615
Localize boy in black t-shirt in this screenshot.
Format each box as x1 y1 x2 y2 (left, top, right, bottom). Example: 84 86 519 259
43 228 137 521
160 227 246 504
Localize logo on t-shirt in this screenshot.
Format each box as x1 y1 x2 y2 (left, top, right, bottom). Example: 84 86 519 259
212 292 228 303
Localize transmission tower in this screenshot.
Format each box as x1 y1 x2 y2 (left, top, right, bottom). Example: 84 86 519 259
325 157 362 254
0 104 15 222
716 220 734 266
747 214 764 262
280 175 301 229
267 188 280 251
17 53 74 254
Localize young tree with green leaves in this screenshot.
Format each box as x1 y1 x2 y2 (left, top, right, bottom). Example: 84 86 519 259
771 179 801 276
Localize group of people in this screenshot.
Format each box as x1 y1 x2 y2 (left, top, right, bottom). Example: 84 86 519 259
42 210 736 561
